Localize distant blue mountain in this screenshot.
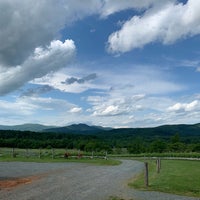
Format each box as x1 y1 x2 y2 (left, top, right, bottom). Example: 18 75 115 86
44 123 112 134
0 123 112 133
1 123 200 139
0 123 56 132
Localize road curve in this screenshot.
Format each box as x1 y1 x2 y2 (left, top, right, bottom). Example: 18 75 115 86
0 160 199 200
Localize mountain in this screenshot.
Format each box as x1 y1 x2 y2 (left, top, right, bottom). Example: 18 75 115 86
1 123 200 141
100 123 200 143
44 123 112 134
0 124 56 132
0 123 112 133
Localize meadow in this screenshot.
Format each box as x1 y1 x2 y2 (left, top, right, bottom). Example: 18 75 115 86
130 159 200 197
0 147 120 165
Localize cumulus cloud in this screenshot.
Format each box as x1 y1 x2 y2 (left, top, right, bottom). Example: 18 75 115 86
0 0 101 66
107 0 200 54
0 40 75 95
0 0 103 95
168 100 199 112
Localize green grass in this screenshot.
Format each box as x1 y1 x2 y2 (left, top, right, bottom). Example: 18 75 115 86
0 156 121 165
0 148 121 166
130 159 200 197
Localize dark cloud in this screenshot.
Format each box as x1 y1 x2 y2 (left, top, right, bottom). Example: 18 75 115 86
0 0 101 67
62 73 97 85
21 85 54 96
0 40 75 96
21 85 53 97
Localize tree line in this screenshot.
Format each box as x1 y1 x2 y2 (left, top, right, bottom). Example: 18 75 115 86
0 130 200 153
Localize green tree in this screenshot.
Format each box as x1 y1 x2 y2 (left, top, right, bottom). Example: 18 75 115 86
149 139 167 153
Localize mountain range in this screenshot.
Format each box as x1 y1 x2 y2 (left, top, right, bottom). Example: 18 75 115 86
1 123 200 138
0 123 112 133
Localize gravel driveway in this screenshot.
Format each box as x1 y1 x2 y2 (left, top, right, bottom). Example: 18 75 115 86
0 160 199 200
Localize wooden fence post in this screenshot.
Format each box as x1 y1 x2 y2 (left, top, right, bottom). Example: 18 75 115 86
26 149 29 158
156 159 160 173
12 147 15 158
39 148 41 159
91 151 94 159
52 148 54 159
144 162 149 187
105 151 108 160
156 158 161 173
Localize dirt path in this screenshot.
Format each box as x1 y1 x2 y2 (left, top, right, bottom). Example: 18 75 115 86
0 160 199 200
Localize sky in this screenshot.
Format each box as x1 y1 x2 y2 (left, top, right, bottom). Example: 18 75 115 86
0 0 200 128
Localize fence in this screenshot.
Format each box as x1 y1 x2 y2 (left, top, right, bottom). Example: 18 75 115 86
0 147 108 160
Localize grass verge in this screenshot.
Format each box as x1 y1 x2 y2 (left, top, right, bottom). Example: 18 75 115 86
129 159 200 197
0 156 121 166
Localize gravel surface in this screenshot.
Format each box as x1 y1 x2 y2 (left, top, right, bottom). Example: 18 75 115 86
0 160 199 200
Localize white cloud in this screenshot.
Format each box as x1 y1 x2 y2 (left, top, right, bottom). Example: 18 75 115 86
32 71 100 94
33 63 184 96
0 40 75 95
0 0 101 66
0 96 82 125
70 107 82 113
0 0 103 96
168 100 199 112
95 105 120 116
88 93 146 117
100 0 175 17
107 0 200 54
101 66 185 95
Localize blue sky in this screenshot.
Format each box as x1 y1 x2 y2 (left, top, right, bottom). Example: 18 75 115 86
1 0 200 127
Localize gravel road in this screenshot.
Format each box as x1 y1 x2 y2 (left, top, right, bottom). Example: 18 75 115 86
0 160 199 200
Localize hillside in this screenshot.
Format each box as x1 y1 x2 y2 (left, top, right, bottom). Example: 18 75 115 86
1 123 200 153
1 123 200 139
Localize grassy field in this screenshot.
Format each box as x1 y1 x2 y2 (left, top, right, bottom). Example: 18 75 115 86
0 147 121 166
130 159 200 197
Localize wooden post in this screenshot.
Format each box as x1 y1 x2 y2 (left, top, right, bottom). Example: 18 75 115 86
156 158 161 173
12 148 15 158
91 151 94 159
39 148 41 159
105 151 108 160
144 162 149 187
156 159 160 173
51 148 54 159
26 149 29 158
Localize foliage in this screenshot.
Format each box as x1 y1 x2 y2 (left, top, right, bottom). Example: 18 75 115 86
0 128 200 153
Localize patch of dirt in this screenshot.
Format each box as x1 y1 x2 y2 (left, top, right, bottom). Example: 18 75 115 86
0 175 41 190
